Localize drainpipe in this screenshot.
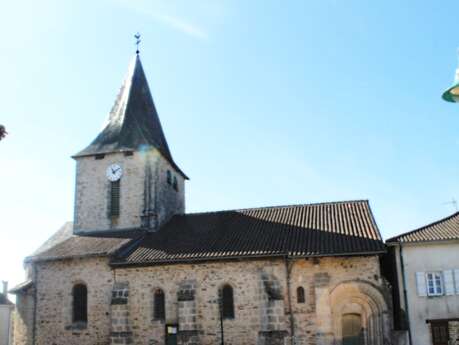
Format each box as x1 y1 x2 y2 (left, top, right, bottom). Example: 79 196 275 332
32 264 38 345
284 256 295 345
398 244 413 345
218 296 224 345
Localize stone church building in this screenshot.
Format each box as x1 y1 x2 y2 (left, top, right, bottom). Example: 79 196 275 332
10 53 394 345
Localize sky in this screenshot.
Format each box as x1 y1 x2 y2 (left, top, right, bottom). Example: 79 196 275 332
2 0 459 295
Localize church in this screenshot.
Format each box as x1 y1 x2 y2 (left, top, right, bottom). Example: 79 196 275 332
10 51 394 345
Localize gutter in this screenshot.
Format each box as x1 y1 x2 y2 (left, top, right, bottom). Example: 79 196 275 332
398 244 412 345
284 256 295 345
110 250 387 268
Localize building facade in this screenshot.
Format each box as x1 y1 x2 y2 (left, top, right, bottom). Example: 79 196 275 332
11 53 395 345
0 281 13 345
386 213 459 345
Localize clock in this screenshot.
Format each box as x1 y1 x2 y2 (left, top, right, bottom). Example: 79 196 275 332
106 163 123 181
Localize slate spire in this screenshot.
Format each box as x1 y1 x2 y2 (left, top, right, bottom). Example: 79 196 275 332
75 55 187 178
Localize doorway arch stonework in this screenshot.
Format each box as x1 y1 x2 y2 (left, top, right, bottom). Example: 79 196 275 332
328 280 391 345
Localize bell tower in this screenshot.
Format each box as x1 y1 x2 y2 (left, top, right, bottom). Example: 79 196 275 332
72 53 188 234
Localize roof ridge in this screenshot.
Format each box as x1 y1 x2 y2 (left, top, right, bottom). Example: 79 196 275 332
183 199 370 216
386 211 459 243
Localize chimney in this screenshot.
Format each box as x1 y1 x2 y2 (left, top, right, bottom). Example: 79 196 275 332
2 281 7 294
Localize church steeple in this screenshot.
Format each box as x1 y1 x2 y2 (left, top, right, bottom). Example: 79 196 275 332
72 53 187 234
74 54 187 179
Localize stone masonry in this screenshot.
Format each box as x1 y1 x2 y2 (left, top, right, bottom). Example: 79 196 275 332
111 282 132 345
13 254 392 345
74 150 185 234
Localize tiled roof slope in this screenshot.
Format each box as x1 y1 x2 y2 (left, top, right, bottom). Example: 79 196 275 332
387 211 459 244
28 228 143 262
112 200 385 265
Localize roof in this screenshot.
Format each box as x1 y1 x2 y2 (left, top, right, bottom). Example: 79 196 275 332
0 293 13 305
73 54 187 179
112 200 385 265
9 280 33 295
387 211 459 244
33 221 73 256
28 228 143 263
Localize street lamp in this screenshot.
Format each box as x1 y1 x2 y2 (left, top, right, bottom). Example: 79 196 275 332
442 67 459 103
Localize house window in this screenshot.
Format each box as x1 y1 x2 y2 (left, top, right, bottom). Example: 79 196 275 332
426 272 443 296
173 176 178 191
72 284 88 323
153 289 165 320
297 286 305 303
110 180 120 217
221 284 235 319
167 170 172 185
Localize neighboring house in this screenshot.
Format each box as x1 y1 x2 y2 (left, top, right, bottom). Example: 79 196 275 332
386 212 459 345
10 51 396 345
0 281 14 345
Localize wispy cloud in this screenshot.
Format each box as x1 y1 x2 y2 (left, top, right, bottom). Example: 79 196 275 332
114 0 209 40
150 12 208 40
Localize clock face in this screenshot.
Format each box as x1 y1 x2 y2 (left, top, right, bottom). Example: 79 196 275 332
106 163 123 182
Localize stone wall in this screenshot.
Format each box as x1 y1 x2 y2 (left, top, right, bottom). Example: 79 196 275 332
33 257 114 345
13 255 391 345
11 286 34 345
449 321 459 345
74 149 185 233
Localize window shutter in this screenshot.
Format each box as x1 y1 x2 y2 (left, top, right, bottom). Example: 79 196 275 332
416 272 427 297
443 270 455 295
455 269 459 294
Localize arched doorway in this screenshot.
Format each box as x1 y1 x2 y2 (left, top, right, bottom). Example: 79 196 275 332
329 281 390 345
342 313 363 345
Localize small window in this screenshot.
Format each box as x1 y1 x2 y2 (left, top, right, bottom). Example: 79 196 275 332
153 289 165 320
221 284 235 319
72 284 88 323
95 154 105 160
173 176 178 191
426 272 443 296
166 170 172 185
110 180 120 217
297 286 305 303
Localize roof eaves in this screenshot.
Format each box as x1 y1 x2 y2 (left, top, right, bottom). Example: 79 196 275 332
26 252 109 264
9 280 33 294
385 211 459 243
110 249 386 268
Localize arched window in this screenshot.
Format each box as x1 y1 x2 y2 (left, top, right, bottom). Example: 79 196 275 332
153 289 165 320
173 176 178 191
221 284 234 319
72 284 87 323
297 286 305 303
110 180 120 217
166 170 172 185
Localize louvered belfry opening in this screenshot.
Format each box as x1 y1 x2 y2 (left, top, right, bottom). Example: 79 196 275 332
72 284 88 323
110 180 120 217
221 284 235 319
153 289 165 320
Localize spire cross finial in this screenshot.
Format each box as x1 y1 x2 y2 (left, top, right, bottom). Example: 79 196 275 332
135 32 141 55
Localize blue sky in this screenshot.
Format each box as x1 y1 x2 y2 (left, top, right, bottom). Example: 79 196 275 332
2 0 459 291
